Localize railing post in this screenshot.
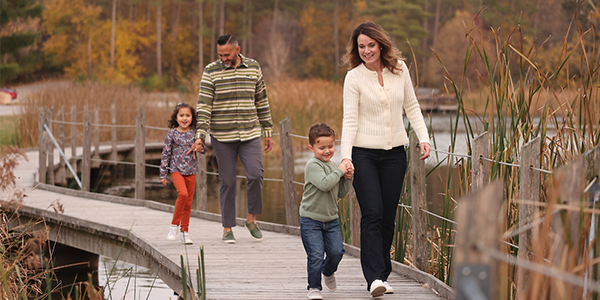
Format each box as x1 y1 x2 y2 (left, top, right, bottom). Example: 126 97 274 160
279 117 299 227
471 131 489 191
57 106 67 185
349 188 361 247
135 106 146 200
38 107 47 184
517 137 541 297
454 181 504 300
46 107 55 185
92 103 100 167
71 105 77 174
111 103 117 164
82 110 92 191
409 130 428 272
194 151 208 211
550 157 586 300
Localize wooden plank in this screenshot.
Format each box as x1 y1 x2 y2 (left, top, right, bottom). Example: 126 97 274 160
279 117 299 227
135 106 146 200
92 103 100 167
550 157 586 299
57 106 67 185
517 137 541 297
471 131 489 191
410 130 428 272
38 107 47 184
82 110 92 192
111 103 117 164
71 105 77 174
15 185 445 300
46 107 55 185
349 187 360 247
194 152 208 211
454 181 504 300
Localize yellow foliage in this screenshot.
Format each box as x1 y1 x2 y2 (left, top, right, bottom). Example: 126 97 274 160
299 3 354 79
43 0 101 69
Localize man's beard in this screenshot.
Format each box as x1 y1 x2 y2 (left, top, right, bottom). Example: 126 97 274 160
223 53 238 67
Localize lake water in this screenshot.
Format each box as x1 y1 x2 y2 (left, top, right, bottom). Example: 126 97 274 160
98 255 177 299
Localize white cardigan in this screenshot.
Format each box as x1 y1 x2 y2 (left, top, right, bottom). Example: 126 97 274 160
340 61 430 160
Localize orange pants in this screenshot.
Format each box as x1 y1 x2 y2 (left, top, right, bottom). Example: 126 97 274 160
171 172 196 232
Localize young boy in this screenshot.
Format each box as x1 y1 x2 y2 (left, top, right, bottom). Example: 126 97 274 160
300 123 353 300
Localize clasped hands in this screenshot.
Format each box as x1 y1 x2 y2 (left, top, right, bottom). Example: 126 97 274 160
338 159 354 180
338 142 430 180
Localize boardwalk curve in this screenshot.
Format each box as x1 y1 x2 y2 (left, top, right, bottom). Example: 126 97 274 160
3 149 451 300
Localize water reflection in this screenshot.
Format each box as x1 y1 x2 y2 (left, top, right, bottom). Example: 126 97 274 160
98 255 175 299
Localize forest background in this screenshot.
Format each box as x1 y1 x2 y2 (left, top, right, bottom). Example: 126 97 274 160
2 0 599 91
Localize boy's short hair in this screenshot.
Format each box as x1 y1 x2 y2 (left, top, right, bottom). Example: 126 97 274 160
308 123 335 145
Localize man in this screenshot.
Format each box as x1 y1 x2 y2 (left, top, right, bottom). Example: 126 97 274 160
191 34 274 244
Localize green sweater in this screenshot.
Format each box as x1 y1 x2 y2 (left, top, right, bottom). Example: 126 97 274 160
299 157 353 222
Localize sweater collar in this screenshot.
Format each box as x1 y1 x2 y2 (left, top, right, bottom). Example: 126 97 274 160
359 63 390 76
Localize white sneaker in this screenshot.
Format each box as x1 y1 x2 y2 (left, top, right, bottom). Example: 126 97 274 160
180 232 193 244
323 273 336 292
370 279 386 297
167 225 178 240
383 281 394 294
307 288 323 300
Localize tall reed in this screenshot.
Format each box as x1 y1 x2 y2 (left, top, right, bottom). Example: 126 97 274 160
394 8 600 296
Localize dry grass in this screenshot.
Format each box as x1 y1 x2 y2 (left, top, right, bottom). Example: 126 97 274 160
18 82 183 149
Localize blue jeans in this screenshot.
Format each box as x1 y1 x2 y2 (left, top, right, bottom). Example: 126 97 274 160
351 146 407 289
300 217 345 290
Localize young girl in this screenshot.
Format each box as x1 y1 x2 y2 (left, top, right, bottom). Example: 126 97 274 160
159 103 203 245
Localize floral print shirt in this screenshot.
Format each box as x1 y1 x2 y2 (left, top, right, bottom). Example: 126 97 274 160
159 128 200 179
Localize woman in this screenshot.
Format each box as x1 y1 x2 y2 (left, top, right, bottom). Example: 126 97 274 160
340 21 430 297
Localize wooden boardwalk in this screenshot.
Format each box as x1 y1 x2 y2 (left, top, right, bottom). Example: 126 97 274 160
5 149 448 300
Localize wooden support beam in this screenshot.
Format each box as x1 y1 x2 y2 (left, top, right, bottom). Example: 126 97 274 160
135 106 146 200
454 181 504 300
47 107 55 185
279 117 299 227
409 130 428 272
38 107 47 184
517 137 541 297
71 105 77 174
471 131 489 191
57 106 67 185
82 110 92 192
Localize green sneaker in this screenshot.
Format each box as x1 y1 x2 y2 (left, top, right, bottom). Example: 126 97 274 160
245 222 263 241
222 230 236 244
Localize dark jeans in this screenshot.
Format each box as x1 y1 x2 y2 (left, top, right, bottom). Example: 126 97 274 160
300 217 345 290
211 137 263 228
351 146 407 289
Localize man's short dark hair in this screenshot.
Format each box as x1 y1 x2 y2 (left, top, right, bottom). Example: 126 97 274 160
308 123 335 145
217 34 238 46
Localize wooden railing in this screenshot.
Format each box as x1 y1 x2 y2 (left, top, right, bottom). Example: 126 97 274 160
38 104 600 297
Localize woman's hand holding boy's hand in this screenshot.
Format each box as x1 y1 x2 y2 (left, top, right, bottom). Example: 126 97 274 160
341 159 354 179
160 178 167 185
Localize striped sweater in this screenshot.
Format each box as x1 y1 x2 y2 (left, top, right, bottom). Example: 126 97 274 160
340 60 429 160
196 54 274 142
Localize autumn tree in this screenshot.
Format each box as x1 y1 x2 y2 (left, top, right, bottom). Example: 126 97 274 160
0 0 43 84
362 0 429 58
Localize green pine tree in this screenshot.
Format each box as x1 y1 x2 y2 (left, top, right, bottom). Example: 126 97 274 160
0 0 43 84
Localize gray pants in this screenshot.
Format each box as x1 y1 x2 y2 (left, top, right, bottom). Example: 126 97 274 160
211 136 264 228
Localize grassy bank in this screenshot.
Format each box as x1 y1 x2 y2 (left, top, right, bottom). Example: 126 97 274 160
0 116 20 147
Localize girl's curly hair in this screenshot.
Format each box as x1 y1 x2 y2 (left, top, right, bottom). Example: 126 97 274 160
168 103 197 129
